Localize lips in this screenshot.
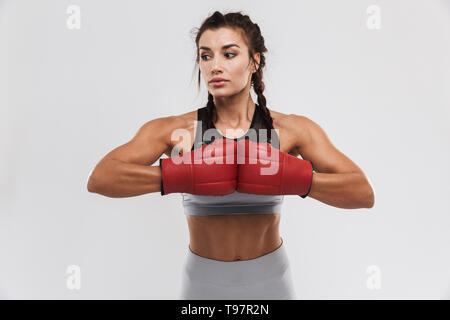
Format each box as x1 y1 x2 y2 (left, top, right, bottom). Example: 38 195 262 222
211 80 228 87
210 78 229 83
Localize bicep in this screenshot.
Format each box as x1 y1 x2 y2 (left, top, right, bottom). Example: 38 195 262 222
293 115 363 174
102 117 174 166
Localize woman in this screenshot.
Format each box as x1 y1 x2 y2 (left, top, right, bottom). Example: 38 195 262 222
87 11 375 300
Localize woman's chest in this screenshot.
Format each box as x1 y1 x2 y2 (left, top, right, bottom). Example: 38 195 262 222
165 115 301 157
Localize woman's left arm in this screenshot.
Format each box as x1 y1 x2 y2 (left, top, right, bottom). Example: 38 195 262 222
287 115 375 209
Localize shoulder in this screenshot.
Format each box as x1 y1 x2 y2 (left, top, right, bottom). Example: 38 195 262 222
268 109 319 153
266 107 310 134
173 109 198 129
149 109 197 130
282 114 321 147
138 109 197 144
283 113 312 132
265 107 290 124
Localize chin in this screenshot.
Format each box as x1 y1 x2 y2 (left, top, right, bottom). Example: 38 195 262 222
210 88 232 96
211 92 230 98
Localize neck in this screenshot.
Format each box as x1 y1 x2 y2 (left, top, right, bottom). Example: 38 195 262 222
213 96 255 128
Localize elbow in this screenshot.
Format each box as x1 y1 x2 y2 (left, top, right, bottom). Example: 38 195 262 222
364 187 375 209
366 193 375 208
87 178 96 193
361 174 375 209
87 181 95 193
86 170 99 193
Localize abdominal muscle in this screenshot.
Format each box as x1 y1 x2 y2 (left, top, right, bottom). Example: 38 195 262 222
186 213 282 262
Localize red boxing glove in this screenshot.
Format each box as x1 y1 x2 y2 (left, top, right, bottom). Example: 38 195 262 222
159 138 237 196
237 139 313 198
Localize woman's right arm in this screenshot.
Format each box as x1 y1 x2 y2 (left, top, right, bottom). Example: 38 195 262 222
86 116 180 198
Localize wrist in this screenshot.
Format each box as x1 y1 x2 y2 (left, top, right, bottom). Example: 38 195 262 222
299 160 314 198
159 157 192 195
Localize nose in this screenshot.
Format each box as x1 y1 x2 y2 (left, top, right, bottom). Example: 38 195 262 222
211 56 223 73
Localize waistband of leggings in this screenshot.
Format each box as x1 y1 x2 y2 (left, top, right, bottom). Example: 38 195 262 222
183 237 290 286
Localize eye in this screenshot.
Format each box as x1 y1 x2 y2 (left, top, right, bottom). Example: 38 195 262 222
200 53 236 61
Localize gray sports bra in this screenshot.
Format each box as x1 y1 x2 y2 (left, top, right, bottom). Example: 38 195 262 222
182 103 284 216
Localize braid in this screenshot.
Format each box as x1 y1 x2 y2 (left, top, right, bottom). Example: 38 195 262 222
206 92 216 130
252 68 273 141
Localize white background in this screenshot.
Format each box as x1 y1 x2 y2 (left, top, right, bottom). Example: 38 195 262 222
0 0 449 299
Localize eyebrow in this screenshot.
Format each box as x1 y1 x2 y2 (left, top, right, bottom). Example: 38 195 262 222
199 44 240 51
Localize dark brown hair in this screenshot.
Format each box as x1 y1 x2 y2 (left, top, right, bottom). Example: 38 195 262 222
191 11 273 138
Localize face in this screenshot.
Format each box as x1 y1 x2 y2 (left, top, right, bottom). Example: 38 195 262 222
198 27 260 97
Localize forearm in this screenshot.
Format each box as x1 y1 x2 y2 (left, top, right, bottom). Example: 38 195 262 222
308 172 374 209
87 158 161 198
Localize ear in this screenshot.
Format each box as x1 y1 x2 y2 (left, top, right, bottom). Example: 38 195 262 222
252 52 261 73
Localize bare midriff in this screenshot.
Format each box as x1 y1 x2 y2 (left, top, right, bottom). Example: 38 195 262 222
186 213 282 261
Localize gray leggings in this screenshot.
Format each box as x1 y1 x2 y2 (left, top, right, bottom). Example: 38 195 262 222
180 237 297 299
